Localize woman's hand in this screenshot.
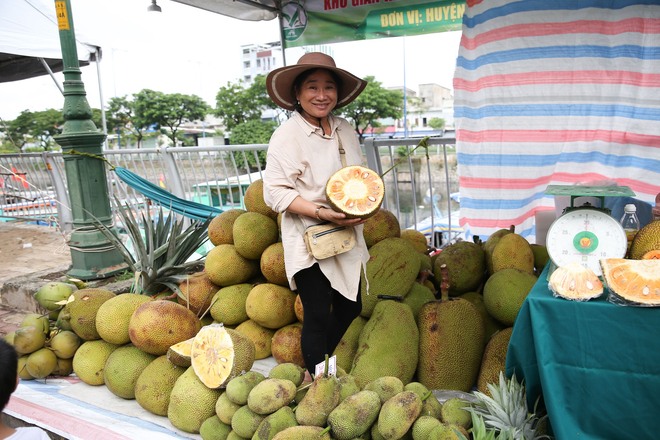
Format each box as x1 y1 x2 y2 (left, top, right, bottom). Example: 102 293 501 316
318 206 365 226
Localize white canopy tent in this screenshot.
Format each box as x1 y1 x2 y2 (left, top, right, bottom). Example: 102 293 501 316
0 0 101 84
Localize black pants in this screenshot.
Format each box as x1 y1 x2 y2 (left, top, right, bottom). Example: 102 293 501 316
293 263 361 375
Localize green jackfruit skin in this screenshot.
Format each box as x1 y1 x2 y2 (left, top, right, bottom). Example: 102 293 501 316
433 241 486 296
490 233 535 275
272 425 332 440
294 374 340 427
332 316 368 372
168 367 223 433
247 378 296 415
363 376 404 404
360 237 422 318
417 299 486 392
231 405 265 438
328 390 382 440
477 327 513 395
350 300 419 389
252 406 298 440
377 391 422 440
199 415 231 440
630 220 660 259
225 371 266 405
482 268 537 326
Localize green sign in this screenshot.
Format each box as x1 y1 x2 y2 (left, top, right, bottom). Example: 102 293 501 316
281 0 465 48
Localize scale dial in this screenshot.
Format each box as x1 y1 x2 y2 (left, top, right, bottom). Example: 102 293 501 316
546 208 627 276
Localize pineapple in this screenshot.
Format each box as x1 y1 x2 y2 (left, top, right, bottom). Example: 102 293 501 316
465 372 551 440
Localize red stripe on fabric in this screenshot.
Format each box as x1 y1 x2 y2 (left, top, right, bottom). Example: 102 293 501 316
462 210 537 228
454 71 660 91
466 0 483 7
459 175 552 189
7 396 131 440
461 18 660 50
457 130 660 148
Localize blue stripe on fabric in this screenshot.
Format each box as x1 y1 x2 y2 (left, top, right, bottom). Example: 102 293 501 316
454 104 660 121
463 0 660 28
457 151 660 173
457 45 660 70
460 192 548 210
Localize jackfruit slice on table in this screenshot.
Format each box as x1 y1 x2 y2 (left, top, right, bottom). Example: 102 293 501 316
600 258 660 306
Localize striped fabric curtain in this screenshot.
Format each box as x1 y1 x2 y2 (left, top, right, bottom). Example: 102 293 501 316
453 0 660 242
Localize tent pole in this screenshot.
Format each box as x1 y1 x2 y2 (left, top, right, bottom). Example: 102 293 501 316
38 58 64 94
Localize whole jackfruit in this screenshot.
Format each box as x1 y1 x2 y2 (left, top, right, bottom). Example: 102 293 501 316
168 367 223 433
417 298 485 392
129 300 201 356
210 283 252 326
72 339 119 385
360 237 421 317
477 327 513 397
234 319 275 360
247 378 297 415
63 288 116 340
233 212 279 260
350 300 419 388
630 220 660 260
96 293 153 345
328 389 381 440
295 371 340 426
205 244 260 286
231 405 265 438
483 268 538 326
252 406 298 440
433 241 486 295
490 233 535 275
362 208 401 248
272 426 332 440
135 355 186 416
104 344 157 399
245 283 297 329
208 208 246 246
377 391 422 440
332 316 368 372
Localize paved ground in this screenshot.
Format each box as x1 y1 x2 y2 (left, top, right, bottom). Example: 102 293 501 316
0 221 72 337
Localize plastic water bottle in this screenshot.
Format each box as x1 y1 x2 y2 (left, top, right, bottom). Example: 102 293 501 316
620 204 640 257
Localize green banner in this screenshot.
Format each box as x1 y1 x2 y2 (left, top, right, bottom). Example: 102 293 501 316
281 0 466 48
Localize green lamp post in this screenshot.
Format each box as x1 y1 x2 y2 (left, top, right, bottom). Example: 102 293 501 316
52 0 126 280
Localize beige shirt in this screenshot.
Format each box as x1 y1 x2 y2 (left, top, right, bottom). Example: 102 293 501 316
263 112 369 300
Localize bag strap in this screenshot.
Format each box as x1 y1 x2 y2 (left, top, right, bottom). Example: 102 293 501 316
337 133 347 167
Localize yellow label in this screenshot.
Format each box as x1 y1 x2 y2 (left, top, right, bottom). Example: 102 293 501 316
55 1 70 31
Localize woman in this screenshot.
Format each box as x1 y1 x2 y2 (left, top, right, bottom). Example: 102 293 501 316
263 52 370 377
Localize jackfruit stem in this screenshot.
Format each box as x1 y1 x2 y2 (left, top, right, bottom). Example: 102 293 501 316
439 263 450 302
421 390 433 401
323 353 329 378
319 426 332 436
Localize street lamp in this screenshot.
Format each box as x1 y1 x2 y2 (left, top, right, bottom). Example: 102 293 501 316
147 0 162 12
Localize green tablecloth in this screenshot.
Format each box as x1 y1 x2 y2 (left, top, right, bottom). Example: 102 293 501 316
506 264 660 440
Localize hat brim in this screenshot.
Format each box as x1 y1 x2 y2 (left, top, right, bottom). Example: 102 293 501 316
267 63 367 111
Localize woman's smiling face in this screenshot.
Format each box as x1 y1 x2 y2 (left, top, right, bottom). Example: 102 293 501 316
295 69 339 121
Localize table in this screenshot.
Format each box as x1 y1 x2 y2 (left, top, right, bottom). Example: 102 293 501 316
506 265 660 440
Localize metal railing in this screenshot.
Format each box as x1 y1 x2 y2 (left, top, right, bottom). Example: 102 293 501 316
0 136 460 249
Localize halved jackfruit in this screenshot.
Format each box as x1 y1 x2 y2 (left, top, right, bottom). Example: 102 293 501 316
167 337 192 367
191 324 256 389
600 258 660 306
326 165 384 219
548 262 603 301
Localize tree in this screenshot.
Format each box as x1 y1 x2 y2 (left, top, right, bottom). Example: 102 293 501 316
30 109 64 151
339 76 403 142
214 75 278 131
229 119 276 170
107 96 140 148
1 110 33 151
428 117 446 131
133 90 209 147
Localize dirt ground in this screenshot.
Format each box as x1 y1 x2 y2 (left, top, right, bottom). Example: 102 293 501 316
0 221 71 283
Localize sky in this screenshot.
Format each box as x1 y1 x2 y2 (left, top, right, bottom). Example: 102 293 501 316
0 0 463 121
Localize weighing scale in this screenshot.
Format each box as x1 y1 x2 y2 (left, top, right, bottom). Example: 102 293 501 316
545 185 635 276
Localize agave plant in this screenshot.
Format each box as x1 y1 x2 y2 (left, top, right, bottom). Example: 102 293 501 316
465 372 552 440
92 197 212 298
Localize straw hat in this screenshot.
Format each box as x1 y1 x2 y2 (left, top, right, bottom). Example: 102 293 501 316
266 52 367 111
